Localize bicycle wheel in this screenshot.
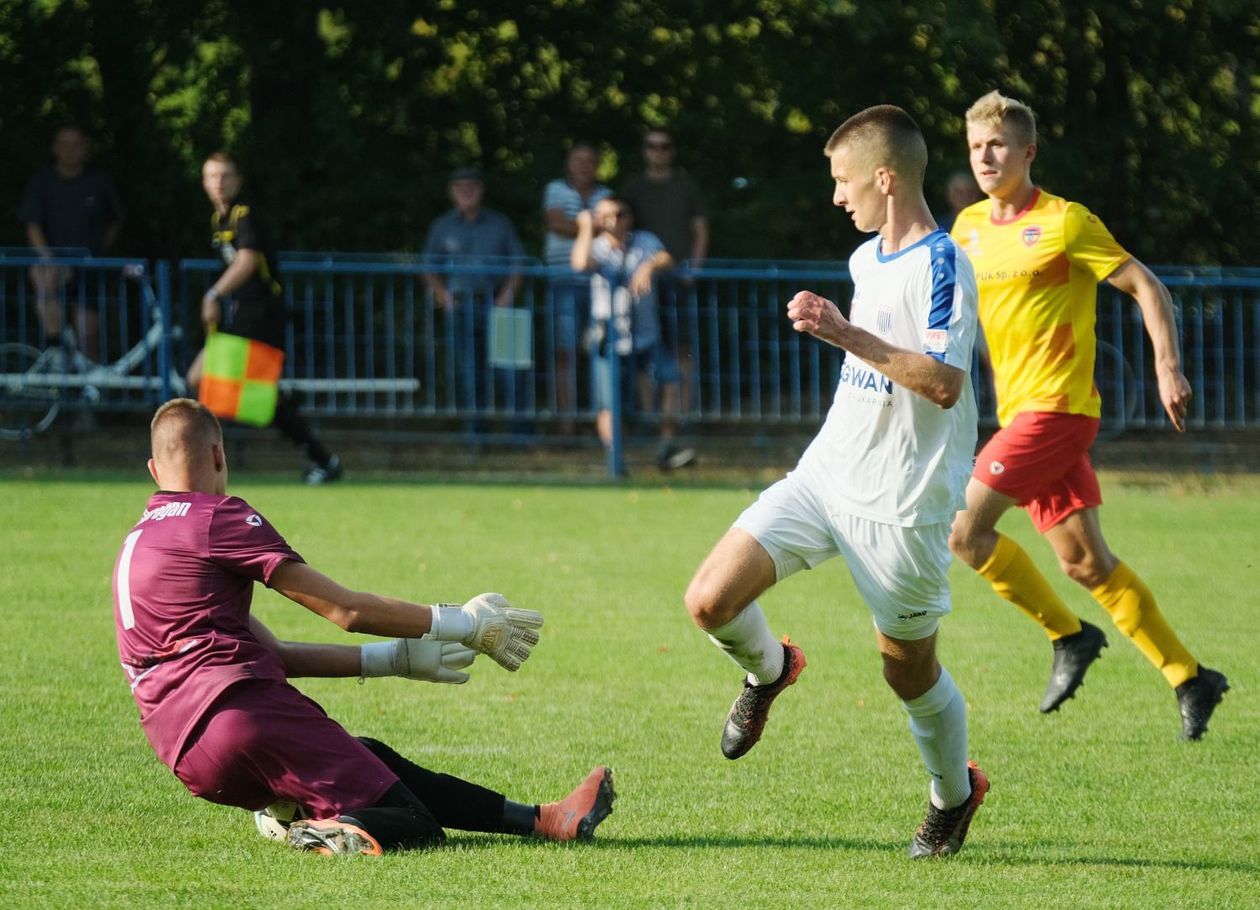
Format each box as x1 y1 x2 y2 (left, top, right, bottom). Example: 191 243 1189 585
0 343 61 440
1094 339 1138 442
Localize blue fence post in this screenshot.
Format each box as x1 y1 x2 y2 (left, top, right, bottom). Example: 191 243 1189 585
606 287 627 479
155 260 175 403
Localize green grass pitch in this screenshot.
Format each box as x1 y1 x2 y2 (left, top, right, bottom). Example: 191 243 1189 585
1 472 1257 908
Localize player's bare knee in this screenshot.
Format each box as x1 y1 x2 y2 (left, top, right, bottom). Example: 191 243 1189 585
947 524 973 564
947 516 985 568
684 574 734 629
1060 552 1111 589
882 659 933 701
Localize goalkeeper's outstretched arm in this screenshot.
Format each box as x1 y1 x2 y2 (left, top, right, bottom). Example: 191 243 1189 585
248 614 361 677
247 615 475 685
266 561 543 672
268 560 435 637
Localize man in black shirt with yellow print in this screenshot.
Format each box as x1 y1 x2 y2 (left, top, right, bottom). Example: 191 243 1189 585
187 151 342 484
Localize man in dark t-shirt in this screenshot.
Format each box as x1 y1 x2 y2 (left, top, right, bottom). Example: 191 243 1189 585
113 398 614 854
19 124 124 354
186 152 341 484
622 126 708 430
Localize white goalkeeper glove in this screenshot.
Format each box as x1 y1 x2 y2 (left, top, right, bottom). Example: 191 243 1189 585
428 593 543 672
360 637 476 684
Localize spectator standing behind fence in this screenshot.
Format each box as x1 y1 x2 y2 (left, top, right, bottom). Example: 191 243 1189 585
622 125 709 419
938 169 984 233
571 196 694 473
19 123 124 357
186 151 342 485
543 142 611 436
423 167 529 437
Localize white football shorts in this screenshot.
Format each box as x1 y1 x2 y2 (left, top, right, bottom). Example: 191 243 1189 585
733 472 953 640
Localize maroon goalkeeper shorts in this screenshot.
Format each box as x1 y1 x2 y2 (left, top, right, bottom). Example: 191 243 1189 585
172 678 398 820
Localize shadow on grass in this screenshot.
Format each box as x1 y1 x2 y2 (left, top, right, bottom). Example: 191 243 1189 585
443 834 1260 874
445 832 901 852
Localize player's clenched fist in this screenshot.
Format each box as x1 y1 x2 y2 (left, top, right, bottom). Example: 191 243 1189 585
428 593 543 672
787 290 848 346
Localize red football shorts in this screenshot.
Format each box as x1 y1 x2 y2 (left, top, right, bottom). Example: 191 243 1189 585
173 679 399 819
972 411 1103 533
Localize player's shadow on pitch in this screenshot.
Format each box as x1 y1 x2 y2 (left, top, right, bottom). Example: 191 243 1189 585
451 835 1260 874
599 836 1260 874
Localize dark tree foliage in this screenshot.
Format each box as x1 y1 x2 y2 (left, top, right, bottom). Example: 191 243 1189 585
1 0 1255 264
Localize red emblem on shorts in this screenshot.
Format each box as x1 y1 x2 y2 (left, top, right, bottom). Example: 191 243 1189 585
989 460 1006 475
1021 226 1042 246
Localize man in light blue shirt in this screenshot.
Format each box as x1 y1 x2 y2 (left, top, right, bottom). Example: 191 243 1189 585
424 168 528 432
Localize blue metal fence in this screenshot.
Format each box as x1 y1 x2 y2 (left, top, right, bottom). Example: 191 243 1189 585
0 254 178 439
3 250 1259 446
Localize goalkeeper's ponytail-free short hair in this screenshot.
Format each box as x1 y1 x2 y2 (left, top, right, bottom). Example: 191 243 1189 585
151 398 223 458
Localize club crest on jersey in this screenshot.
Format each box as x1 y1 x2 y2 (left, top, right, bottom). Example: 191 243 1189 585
246 514 262 527
989 460 1006 475
1021 226 1042 246
877 308 892 335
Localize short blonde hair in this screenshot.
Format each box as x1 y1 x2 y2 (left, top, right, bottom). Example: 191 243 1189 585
150 398 222 461
966 90 1037 146
823 105 927 186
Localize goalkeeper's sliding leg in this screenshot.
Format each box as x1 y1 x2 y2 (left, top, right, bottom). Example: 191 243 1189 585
173 678 612 855
285 738 615 854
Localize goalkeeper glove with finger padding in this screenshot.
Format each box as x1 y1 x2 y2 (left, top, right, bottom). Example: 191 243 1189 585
360 637 476 684
428 593 543 671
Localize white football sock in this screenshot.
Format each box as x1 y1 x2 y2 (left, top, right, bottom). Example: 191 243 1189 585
705 601 784 685
902 666 970 810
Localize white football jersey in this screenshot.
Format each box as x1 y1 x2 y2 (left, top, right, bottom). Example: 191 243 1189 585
794 229 978 526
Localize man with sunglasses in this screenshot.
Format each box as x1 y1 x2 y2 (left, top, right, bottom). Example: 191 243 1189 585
623 127 708 466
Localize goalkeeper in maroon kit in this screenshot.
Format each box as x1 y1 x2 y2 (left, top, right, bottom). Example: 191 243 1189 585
112 398 614 855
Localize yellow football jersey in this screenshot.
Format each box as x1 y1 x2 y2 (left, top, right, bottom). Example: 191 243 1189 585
951 188 1130 426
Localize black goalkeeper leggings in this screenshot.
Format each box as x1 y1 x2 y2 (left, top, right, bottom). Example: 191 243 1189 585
343 737 518 849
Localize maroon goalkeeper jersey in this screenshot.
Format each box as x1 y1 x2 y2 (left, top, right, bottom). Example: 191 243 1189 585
112 491 303 767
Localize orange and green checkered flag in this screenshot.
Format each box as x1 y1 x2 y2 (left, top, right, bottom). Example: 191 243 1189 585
197 331 284 427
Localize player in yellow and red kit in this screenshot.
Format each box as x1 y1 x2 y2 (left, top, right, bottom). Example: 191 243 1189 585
948 90 1227 740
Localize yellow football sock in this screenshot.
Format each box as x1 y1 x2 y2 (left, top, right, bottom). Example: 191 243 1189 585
1089 562 1197 688
976 534 1083 640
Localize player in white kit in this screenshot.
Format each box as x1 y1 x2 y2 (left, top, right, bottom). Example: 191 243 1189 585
684 105 988 858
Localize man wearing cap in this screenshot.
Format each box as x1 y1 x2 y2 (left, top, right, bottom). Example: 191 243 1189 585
423 168 528 433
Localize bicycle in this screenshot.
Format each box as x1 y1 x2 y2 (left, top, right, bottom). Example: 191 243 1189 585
1094 338 1139 441
0 264 185 441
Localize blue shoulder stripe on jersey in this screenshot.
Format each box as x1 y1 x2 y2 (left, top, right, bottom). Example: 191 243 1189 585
925 235 958 363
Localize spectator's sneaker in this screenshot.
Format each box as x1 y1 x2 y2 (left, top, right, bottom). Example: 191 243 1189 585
1176 666 1229 740
1040 620 1108 713
288 818 382 856
909 761 989 859
535 766 616 841
304 455 343 485
657 444 697 472
720 638 806 760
